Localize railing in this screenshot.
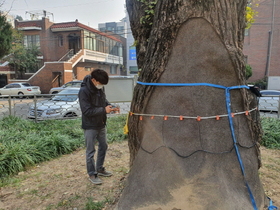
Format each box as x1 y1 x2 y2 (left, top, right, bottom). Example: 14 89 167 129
84 50 123 65
0 94 131 122
58 49 74 62
1 94 279 121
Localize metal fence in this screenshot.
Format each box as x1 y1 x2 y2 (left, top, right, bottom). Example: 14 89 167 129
258 95 280 119
0 76 137 121
0 94 131 121
0 94 279 121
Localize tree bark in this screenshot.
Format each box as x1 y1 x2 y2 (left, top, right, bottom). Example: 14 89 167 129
117 0 267 209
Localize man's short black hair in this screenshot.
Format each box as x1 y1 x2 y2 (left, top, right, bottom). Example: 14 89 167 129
91 69 109 85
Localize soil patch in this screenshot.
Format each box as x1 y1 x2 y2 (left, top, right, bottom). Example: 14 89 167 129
0 142 279 209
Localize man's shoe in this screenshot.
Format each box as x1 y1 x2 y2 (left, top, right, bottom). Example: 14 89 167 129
97 167 113 177
89 176 102 185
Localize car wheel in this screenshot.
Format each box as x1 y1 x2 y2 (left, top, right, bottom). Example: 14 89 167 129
18 92 24 99
64 112 77 118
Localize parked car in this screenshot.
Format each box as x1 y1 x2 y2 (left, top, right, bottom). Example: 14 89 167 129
0 82 41 97
28 88 81 120
49 80 82 94
258 90 280 112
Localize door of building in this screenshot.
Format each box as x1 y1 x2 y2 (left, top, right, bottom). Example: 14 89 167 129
68 34 80 54
0 74 7 88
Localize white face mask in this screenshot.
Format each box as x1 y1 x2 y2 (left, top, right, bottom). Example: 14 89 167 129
96 84 104 89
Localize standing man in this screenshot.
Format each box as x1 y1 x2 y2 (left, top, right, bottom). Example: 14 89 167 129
79 69 115 185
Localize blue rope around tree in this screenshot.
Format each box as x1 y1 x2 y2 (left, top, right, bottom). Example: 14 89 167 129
137 81 278 210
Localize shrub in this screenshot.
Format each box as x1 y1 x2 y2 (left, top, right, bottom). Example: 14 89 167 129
107 114 128 143
245 64 252 80
261 117 280 149
0 115 128 179
0 117 84 178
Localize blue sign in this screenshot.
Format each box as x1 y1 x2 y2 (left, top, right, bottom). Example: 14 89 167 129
129 48 136 60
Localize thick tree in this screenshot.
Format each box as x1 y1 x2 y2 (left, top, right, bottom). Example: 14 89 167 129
0 12 13 59
116 0 269 209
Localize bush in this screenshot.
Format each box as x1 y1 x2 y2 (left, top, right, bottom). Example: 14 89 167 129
245 64 252 80
3 114 279 179
0 117 84 178
261 117 280 149
249 77 267 90
107 114 128 143
0 115 128 179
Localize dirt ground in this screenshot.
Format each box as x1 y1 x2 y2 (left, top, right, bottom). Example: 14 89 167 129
0 141 279 210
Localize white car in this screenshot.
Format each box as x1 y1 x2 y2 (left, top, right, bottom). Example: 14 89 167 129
49 80 82 94
0 82 41 97
28 88 81 120
258 90 280 112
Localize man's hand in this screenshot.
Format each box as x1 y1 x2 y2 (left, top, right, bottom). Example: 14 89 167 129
112 106 120 114
105 105 113 114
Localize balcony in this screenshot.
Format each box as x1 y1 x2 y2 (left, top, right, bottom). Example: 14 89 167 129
83 50 123 65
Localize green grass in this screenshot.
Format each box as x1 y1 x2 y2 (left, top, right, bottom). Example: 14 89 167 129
0 115 128 183
84 196 113 210
260 117 280 149
85 198 105 210
0 114 278 186
107 114 127 143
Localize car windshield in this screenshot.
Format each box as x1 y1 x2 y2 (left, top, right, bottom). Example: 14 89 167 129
72 82 82 87
51 89 79 102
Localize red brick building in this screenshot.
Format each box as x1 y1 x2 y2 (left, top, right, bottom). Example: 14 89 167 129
243 0 280 83
0 17 124 93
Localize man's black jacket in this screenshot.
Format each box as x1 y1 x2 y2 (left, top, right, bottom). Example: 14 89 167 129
78 75 110 130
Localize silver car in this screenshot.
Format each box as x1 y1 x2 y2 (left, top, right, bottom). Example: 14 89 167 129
49 80 82 94
28 88 81 120
258 90 280 112
0 82 41 97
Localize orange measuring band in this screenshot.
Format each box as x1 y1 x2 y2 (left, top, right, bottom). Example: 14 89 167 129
216 115 220 120
164 116 168 120
196 116 201 121
231 113 235 117
179 115 184 120
139 116 143 121
245 111 249 115
151 116 155 119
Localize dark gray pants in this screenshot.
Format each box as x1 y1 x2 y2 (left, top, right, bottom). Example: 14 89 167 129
84 128 108 177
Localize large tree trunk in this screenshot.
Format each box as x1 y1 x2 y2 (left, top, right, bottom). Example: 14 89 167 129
116 0 267 209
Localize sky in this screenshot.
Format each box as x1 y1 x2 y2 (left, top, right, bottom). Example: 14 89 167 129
1 0 126 29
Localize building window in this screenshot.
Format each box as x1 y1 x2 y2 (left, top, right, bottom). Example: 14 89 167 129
129 66 138 74
110 65 117 74
99 27 106 32
58 35 63 46
97 39 105 53
117 26 124 35
24 35 40 49
244 28 249 36
85 67 92 71
83 31 122 56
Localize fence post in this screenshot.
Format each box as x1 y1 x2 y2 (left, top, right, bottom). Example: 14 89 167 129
278 96 280 119
8 96 12 116
34 95 38 123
